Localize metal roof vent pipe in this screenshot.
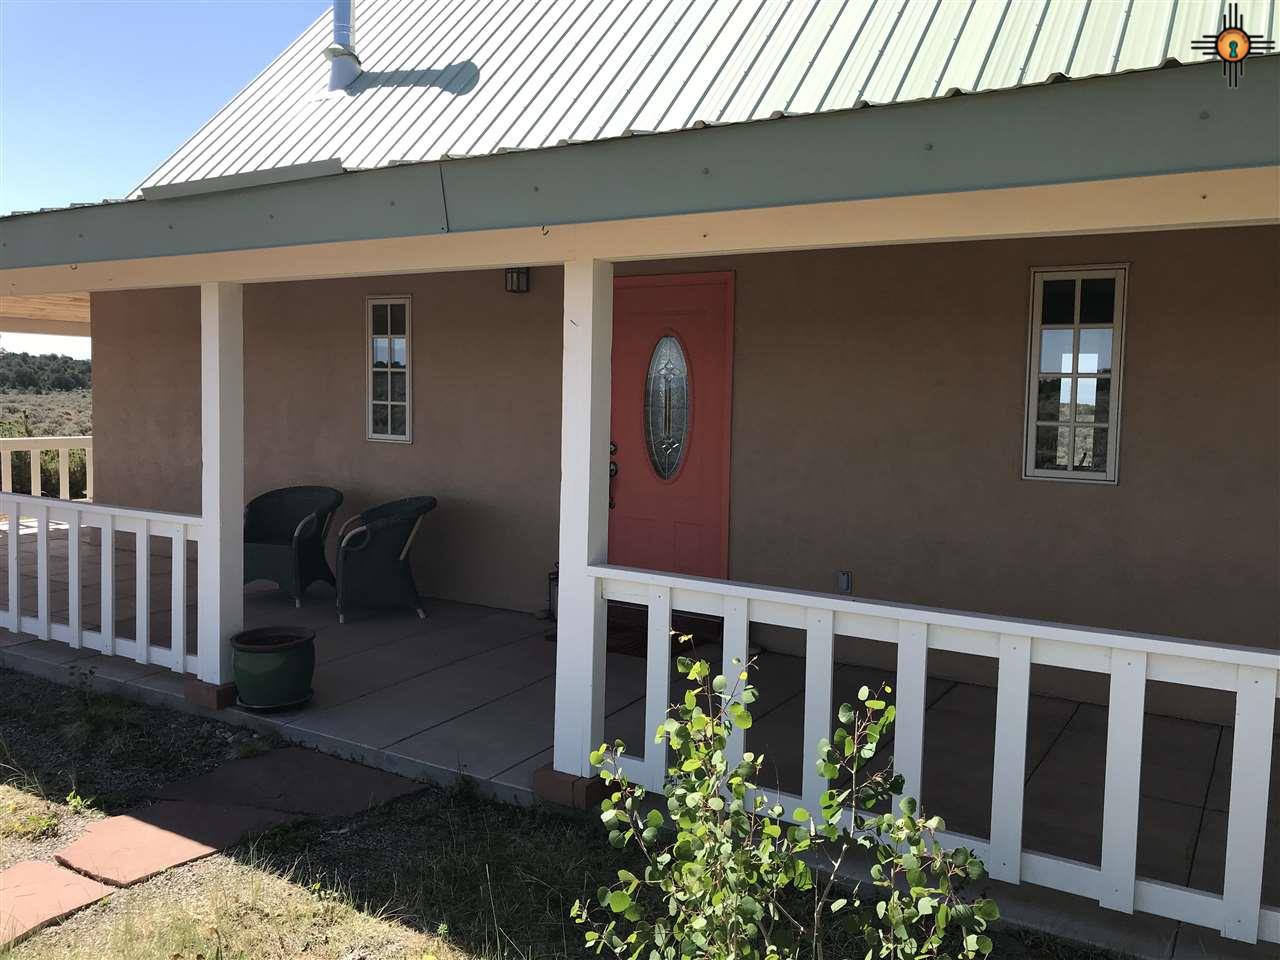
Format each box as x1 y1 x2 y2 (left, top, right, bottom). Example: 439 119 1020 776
325 0 361 91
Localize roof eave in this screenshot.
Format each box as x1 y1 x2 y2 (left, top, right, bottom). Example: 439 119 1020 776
2 59 1277 273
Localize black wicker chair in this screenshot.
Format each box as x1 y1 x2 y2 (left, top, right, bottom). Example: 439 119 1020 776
335 496 438 623
244 486 344 606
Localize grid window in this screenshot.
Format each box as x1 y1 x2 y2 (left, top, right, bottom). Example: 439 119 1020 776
368 296 411 442
1024 267 1126 482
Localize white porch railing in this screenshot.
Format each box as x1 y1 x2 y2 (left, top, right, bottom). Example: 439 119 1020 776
0 435 93 500
0 492 200 675
586 563 1280 946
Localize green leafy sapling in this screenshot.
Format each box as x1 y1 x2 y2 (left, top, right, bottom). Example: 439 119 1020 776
572 642 999 959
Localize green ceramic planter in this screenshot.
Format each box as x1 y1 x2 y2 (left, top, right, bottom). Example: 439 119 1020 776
231 626 315 711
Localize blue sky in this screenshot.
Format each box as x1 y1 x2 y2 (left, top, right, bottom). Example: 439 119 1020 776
0 0 331 357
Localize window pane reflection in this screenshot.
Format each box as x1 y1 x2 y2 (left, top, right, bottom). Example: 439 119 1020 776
1039 329 1075 373
371 404 389 434
372 338 389 368
1074 426 1108 471
1078 329 1112 373
1075 378 1110 423
389 303 406 335
390 405 406 436
390 337 407 369
372 371 388 401
371 304 389 336
390 371 406 402
1035 426 1071 470
1037 377 1070 422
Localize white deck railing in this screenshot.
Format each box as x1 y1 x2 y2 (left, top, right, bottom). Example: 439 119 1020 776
0 492 200 675
0 435 93 500
587 563 1280 946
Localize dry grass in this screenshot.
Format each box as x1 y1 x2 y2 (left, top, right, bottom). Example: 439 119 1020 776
0 786 59 842
4 855 455 960
0 783 100 871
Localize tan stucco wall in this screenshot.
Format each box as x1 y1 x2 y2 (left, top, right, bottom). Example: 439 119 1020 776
91 227 1279 649
91 286 203 515
619 226 1280 652
92 268 565 612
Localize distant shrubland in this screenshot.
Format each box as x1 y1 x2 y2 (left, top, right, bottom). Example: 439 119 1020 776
0 352 92 497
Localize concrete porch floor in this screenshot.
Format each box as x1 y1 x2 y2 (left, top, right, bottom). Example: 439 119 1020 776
0 523 1275 957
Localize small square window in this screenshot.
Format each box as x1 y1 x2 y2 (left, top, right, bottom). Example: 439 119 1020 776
367 297 411 442
1024 267 1125 482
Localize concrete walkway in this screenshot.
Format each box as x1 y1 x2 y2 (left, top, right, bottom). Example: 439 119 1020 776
0 747 420 948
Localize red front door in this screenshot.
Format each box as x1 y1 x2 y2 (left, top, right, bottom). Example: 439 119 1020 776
608 273 734 578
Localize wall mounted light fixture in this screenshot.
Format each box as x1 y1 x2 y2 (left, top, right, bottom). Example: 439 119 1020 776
505 267 530 293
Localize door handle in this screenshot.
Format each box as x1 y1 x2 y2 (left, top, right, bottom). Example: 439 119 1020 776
609 441 617 509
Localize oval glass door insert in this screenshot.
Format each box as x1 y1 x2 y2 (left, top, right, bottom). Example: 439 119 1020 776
644 335 690 479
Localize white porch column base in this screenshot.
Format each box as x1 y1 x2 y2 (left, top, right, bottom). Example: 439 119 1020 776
196 282 245 685
552 259 613 777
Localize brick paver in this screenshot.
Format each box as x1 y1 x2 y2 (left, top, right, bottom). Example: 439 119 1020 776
54 800 292 887
0 860 113 948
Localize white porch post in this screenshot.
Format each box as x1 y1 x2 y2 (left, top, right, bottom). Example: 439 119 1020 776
196 282 244 685
552 259 613 777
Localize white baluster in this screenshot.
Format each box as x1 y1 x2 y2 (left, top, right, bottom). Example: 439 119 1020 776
29 451 40 498
1 449 11 493
1220 665 1278 942
802 607 835 812
720 597 749 771
84 442 94 501
100 515 115 656
2 496 16 632
66 508 81 649
642 584 673 789
57 449 70 501
35 503 49 640
135 521 150 664
989 634 1032 882
893 620 929 807
1100 650 1147 912
171 530 187 672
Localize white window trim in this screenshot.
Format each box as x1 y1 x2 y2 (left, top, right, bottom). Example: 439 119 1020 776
366 295 413 443
1022 264 1128 484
